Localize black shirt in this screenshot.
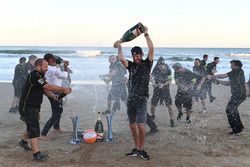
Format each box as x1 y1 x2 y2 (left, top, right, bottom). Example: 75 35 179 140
152 64 172 84
127 57 153 99
109 61 127 86
193 65 206 84
206 62 217 75
19 70 47 110
201 60 206 67
227 69 246 99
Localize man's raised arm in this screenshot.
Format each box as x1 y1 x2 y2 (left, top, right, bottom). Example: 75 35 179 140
114 41 128 68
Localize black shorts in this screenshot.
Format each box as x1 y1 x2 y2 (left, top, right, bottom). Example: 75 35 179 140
127 98 147 124
151 86 172 106
25 107 40 139
175 90 192 110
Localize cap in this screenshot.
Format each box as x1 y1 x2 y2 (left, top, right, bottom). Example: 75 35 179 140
131 46 143 56
157 57 165 64
172 63 182 70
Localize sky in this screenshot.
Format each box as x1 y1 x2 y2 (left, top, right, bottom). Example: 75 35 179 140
1 0 250 47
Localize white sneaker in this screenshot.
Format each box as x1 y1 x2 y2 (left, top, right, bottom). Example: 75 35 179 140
199 110 207 114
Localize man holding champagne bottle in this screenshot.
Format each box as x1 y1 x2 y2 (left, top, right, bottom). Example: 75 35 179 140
114 25 154 160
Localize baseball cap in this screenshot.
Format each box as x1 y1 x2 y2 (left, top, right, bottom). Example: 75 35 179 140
131 46 143 56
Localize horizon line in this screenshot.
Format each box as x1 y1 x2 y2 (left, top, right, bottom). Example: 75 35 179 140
0 45 250 49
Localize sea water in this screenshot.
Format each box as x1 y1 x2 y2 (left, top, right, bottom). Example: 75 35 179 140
1 46 250 82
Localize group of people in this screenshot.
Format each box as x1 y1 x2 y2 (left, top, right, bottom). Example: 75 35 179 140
11 54 72 161
11 26 249 162
109 26 248 160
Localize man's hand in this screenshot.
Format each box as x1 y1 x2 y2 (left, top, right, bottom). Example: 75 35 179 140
114 40 122 48
63 87 72 94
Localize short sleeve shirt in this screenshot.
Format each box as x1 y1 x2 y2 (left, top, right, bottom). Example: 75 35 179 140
152 64 172 84
19 70 47 110
174 69 195 86
206 62 216 75
193 65 206 84
127 57 153 99
227 69 246 98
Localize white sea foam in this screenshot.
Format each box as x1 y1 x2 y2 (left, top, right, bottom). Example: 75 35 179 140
76 50 102 57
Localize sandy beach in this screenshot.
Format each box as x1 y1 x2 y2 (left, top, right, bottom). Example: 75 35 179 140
0 82 250 167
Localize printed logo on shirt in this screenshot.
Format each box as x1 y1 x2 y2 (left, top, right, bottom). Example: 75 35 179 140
38 79 45 85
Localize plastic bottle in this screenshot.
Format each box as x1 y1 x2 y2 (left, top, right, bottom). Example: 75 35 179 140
120 22 145 43
95 112 104 142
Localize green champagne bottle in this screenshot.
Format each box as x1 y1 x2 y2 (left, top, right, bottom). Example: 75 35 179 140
120 22 145 42
95 112 104 142
54 56 64 64
58 92 67 100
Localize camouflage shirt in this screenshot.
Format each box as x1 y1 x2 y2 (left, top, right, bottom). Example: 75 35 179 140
152 64 172 84
227 69 246 99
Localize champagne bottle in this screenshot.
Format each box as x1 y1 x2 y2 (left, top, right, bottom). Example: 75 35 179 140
95 112 104 142
58 92 67 100
54 56 64 64
120 22 145 43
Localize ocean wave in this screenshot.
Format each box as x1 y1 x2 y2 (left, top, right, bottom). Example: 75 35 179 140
166 56 194 61
76 50 103 57
0 49 75 54
226 53 250 58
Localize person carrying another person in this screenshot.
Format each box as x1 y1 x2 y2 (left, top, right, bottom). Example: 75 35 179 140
40 53 69 139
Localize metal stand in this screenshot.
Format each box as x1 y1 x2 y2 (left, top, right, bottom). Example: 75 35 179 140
69 116 81 144
105 112 115 142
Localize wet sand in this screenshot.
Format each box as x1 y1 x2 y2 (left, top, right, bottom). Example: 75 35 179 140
0 83 250 167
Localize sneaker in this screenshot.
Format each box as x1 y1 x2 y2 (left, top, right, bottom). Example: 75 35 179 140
9 107 17 113
19 140 31 151
186 117 191 124
170 119 175 127
125 148 138 157
199 109 207 114
34 152 49 161
147 128 159 136
229 129 243 135
210 96 216 103
138 150 150 160
177 112 183 121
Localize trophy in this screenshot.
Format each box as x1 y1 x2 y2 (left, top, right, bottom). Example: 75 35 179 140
105 112 115 142
69 116 81 144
